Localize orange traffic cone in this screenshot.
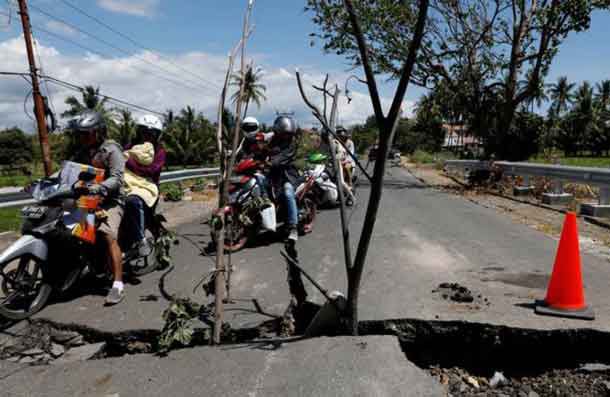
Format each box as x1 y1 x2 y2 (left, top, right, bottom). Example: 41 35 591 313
535 212 594 320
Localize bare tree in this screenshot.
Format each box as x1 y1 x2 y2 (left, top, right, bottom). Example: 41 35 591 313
212 0 255 345
297 0 429 335
341 0 429 335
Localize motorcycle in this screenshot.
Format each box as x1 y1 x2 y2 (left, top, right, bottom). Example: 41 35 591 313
212 158 317 252
303 153 339 207
0 162 167 320
306 152 356 207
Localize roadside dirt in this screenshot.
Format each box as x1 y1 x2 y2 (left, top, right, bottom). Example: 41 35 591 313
407 163 610 260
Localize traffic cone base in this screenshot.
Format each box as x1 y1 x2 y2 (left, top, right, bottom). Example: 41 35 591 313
534 212 595 321
535 299 595 321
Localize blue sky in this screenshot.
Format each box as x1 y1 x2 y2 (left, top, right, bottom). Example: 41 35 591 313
0 1 609 131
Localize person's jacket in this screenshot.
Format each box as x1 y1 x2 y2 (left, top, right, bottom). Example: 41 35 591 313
72 140 125 204
125 143 166 185
268 133 299 186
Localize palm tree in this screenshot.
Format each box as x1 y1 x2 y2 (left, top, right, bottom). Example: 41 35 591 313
595 80 610 111
572 81 602 155
164 106 216 167
547 76 575 118
110 109 135 147
231 65 267 117
61 85 109 118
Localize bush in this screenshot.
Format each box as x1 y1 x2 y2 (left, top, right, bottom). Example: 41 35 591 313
0 128 33 165
161 183 184 202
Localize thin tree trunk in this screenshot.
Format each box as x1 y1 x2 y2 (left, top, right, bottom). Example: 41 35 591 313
343 0 429 335
213 0 255 345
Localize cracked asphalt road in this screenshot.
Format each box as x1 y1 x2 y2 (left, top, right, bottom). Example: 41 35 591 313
3 164 610 396
20 164 610 333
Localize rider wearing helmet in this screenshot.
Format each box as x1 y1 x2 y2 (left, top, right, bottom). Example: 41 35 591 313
123 114 167 261
335 126 356 187
268 115 300 242
242 116 260 137
69 110 126 305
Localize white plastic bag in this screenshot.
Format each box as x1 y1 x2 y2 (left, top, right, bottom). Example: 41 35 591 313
261 204 277 232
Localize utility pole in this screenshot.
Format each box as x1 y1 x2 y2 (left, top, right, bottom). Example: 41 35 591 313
17 0 52 177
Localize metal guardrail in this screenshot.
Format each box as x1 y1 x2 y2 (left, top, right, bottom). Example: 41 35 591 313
444 160 610 214
0 167 220 209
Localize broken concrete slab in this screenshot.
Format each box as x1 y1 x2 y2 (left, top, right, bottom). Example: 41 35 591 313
542 192 573 206
53 342 106 365
50 343 65 358
2 336 442 397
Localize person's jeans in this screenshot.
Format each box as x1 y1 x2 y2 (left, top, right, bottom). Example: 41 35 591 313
282 182 298 228
254 173 268 198
124 195 146 246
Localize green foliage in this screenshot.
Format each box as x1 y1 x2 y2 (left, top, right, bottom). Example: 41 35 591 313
295 130 319 169
530 155 610 168
351 115 378 154
305 0 419 78
61 85 110 118
158 298 201 354
164 106 217 167
109 109 136 147
155 226 177 270
161 183 184 202
0 128 33 165
231 65 267 117
306 0 609 160
0 207 21 233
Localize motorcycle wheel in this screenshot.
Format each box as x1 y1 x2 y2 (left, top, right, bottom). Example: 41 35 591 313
0 255 52 320
223 215 249 253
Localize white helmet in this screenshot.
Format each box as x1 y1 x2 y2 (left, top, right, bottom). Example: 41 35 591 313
136 114 163 140
241 116 260 134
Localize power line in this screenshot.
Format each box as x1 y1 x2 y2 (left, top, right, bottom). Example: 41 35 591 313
55 0 222 91
1 70 165 117
32 24 209 94
42 74 165 116
28 4 214 94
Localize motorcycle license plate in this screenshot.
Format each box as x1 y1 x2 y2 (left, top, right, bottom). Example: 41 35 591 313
21 206 46 219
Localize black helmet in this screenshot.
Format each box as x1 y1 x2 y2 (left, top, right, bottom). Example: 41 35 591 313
70 111 107 137
273 115 297 136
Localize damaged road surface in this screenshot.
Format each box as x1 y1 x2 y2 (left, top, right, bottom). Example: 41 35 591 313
4 167 610 395
1 335 442 397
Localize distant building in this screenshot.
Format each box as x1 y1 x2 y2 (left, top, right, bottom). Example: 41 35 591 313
442 124 481 151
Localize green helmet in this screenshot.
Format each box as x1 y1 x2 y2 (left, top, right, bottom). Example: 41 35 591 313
307 152 328 164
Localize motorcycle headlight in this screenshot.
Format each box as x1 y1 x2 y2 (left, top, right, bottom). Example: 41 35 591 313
32 182 60 201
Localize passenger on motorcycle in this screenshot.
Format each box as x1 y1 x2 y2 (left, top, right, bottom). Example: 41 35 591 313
123 114 167 261
69 111 126 305
336 126 356 188
240 117 270 199
268 115 300 242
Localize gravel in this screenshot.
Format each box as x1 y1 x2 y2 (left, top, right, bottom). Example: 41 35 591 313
431 366 610 397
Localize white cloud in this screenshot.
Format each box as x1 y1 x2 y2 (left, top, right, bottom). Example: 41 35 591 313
97 0 160 18
45 20 80 37
0 35 408 133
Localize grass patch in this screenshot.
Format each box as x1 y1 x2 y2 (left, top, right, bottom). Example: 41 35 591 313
0 175 33 188
160 182 184 202
410 150 457 169
0 207 21 233
530 156 610 168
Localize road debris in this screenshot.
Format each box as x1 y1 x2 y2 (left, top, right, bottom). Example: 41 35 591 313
432 282 490 308
431 366 610 397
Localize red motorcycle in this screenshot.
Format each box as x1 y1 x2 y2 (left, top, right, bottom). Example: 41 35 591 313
212 158 317 252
